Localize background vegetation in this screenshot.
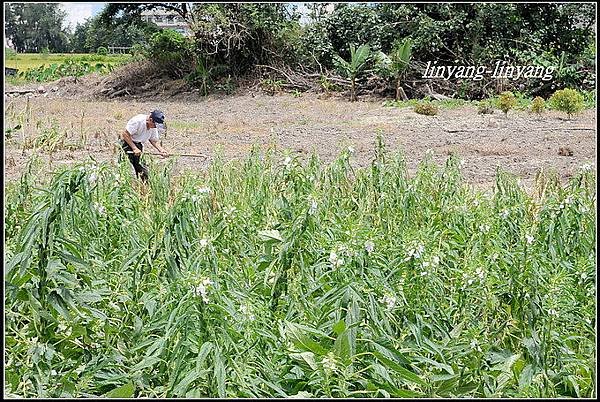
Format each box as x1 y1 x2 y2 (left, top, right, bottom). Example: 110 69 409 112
4 3 596 100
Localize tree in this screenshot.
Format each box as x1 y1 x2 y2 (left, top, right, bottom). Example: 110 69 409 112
333 44 371 101
5 3 70 52
376 38 412 100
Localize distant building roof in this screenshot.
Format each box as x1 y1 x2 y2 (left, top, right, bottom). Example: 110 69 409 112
140 8 192 36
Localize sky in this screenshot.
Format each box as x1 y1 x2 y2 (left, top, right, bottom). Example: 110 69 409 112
59 2 106 31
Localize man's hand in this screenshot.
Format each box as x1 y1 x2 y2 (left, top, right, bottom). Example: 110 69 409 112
159 149 169 158
132 148 142 156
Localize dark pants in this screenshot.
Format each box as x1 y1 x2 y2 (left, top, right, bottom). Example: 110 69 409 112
120 140 149 182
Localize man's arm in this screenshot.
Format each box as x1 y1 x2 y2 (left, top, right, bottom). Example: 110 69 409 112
121 130 141 155
149 138 168 156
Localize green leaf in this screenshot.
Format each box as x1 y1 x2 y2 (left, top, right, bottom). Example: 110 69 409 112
104 381 135 398
214 347 226 397
258 229 283 243
373 352 427 387
332 319 346 336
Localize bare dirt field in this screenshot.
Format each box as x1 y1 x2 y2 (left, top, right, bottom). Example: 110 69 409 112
4 92 596 191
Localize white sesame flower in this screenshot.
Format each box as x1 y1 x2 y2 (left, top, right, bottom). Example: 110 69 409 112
408 243 425 259
329 251 344 267
198 187 211 194
479 224 490 233
500 209 510 219
476 267 485 279
473 199 480 207
200 238 209 248
421 261 430 268
585 318 592 325
420 271 428 276
380 294 396 310
364 240 375 254
322 352 337 372
88 172 98 185
579 163 593 171
239 304 255 320
548 308 558 317
347 146 355 154
467 278 474 285
283 156 292 167
224 206 237 218
94 202 106 216
526 234 535 245
194 277 213 303
431 255 440 266
308 198 318 215
580 272 587 280
470 339 482 352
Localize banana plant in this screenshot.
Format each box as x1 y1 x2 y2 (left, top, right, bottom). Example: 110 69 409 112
333 44 371 102
377 38 412 101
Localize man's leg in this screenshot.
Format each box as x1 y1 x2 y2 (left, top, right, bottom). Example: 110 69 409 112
121 140 149 183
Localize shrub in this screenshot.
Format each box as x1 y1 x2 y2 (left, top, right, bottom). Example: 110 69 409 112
549 88 584 119
130 43 148 61
414 102 438 116
5 47 17 59
498 91 517 115
531 96 546 115
96 46 108 55
478 101 495 114
148 30 193 78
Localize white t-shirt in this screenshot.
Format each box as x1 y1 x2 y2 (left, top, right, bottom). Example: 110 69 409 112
125 114 159 143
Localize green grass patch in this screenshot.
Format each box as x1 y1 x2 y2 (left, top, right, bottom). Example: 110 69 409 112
385 92 595 112
4 53 131 71
384 98 473 109
168 121 202 130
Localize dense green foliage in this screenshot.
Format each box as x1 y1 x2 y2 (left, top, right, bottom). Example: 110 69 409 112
5 3 71 53
5 141 596 398
4 3 596 99
299 3 596 98
17 60 116 82
69 14 159 54
549 88 585 119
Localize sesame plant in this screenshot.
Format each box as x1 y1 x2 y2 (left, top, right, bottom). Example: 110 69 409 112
4 136 596 398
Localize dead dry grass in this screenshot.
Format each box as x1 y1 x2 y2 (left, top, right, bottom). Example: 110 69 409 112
4 93 596 191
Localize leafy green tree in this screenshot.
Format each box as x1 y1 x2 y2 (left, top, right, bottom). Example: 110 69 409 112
333 44 371 102
5 3 70 52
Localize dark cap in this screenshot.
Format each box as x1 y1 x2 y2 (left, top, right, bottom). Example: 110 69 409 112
150 109 165 129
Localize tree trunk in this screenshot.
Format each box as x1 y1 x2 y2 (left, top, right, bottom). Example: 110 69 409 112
351 77 356 102
396 78 408 101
